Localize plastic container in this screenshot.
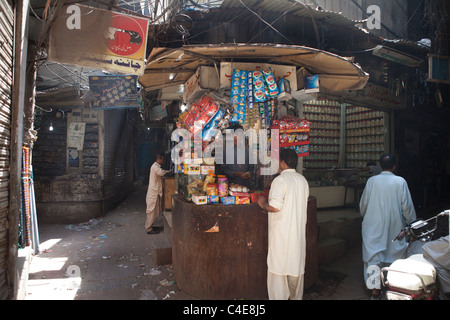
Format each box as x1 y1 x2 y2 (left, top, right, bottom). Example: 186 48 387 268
250 191 269 203
203 173 216 192
206 183 218 196
218 176 228 197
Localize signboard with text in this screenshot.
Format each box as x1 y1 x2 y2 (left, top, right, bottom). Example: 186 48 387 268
89 75 139 109
48 4 149 75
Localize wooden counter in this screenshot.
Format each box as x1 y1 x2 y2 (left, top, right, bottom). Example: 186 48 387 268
162 176 175 210
171 194 318 299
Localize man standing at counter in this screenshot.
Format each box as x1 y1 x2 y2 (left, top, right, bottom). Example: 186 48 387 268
145 153 171 235
257 149 309 300
220 124 254 189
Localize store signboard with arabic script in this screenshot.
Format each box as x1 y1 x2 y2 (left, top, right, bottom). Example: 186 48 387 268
89 75 139 109
48 4 149 75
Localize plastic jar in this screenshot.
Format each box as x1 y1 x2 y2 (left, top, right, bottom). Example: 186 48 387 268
206 183 218 196
217 175 229 197
203 173 216 192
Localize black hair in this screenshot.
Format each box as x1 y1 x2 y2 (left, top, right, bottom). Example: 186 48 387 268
366 161 377 166
229 123 244 131
156 153 165 160
280 149 298 169
379 154 395 170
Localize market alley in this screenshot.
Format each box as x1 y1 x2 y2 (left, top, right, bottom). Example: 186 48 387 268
22 182 369 300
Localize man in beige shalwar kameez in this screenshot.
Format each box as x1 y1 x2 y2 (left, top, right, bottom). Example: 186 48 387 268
146 154 170 234
258 149 309 300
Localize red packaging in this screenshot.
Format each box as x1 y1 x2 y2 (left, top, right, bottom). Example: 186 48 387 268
250 191 269 203
235 195 251 205
184 96 220 135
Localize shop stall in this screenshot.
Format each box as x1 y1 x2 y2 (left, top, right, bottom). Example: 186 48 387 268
302 98 390 208
139 44 371 299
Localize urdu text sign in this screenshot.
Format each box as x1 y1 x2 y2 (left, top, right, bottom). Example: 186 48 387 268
48 4 149 76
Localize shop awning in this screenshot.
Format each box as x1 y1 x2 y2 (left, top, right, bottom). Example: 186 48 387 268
139 43 369 92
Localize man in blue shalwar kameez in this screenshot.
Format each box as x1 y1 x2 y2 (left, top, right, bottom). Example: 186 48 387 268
359 154 417 299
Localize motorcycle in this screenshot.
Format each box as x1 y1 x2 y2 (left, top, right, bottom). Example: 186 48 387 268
380 210 450 300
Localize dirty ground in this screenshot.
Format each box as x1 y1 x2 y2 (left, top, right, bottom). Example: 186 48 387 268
24 184 369 300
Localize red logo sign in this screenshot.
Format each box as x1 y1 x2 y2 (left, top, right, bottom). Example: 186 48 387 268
104 14 147 57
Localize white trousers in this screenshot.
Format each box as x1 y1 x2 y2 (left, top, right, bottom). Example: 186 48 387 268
267 271 304 300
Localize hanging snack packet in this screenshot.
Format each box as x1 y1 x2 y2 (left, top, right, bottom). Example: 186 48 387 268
253 71 266 103
247 71 254 109
263 68 278 98
230 69 248 124
190 96 220 136
202 108 225 141
230 69 247 107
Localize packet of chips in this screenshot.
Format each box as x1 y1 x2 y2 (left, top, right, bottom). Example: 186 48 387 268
202 108 225 140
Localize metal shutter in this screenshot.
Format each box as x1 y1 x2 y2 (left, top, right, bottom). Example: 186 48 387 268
0 0 14 300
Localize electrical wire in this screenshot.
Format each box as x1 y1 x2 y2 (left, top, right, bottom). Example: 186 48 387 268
396 0 425 37
246 0 301 44
238 0 294 44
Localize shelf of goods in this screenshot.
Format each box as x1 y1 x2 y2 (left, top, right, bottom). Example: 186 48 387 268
345 106 385 168
303 99 341 169
273 117 311 158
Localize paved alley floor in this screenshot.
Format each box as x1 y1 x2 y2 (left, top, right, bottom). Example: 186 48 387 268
24 184 370 300
25 184 191 300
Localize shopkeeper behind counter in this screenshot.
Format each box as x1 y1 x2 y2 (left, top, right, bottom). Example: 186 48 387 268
219 124 255 189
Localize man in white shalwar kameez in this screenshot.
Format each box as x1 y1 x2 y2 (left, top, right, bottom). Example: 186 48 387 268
258 149 309 300
359 154 416 298
146 154 170 234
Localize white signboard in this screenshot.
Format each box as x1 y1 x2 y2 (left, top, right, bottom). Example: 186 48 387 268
67 122 86 150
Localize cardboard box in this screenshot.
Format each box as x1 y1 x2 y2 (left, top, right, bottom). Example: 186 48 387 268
203 157 215 165
184 66 220 103
208 195 219 204
183 158 203 165
221 196 235 205
305 75 319 93
192 195 208 205
185 164 201 175
220 62 297 91
277 78 292 102
235 195 250 205
201 165 215 175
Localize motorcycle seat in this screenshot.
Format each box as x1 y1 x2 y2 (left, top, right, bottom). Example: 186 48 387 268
386 255 436 294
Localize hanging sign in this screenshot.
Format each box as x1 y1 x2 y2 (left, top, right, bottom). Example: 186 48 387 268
89 75 139 109
48 4 149 75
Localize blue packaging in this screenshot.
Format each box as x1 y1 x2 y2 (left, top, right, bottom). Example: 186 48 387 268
221 196 235 205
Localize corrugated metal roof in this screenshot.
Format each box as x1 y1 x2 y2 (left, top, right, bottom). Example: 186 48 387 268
217 0 361 29
210 0 426 50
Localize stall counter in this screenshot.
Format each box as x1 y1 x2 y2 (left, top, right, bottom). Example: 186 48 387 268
171 194 318 299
